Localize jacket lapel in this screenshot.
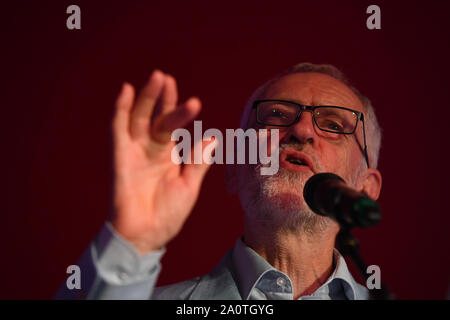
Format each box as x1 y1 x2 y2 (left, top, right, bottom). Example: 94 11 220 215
189 250 242 300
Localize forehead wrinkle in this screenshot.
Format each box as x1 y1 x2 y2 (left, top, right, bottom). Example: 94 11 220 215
262 73 364 112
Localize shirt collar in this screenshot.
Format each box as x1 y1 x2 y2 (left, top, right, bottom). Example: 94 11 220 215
231 237 276 299
231 237 366 300
329 250 364 299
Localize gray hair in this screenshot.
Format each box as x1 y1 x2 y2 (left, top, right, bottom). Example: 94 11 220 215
240 62 382 168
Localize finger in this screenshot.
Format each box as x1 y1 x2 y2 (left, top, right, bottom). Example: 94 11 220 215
113 82 135 143
182 138 219 190
151 96 201 144
152 74 178 119
130 70 165 140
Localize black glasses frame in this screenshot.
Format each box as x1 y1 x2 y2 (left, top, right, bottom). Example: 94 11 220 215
252 99 370 168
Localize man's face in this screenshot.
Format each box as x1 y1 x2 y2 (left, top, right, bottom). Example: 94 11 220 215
236 72 367 233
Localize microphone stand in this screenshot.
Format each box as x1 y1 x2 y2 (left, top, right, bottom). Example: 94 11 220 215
337 229 395 300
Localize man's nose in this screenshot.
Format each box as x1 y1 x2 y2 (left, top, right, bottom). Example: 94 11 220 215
281 111 317 145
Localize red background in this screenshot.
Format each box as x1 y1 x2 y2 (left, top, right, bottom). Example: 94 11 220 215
3 1 449 299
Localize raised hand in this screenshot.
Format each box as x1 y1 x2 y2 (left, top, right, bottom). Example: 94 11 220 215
110 70 213 254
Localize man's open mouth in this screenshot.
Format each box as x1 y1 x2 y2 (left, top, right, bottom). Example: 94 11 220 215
286 157 308 166
279 149 315 173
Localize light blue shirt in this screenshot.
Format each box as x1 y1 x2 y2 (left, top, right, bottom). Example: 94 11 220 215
56 222 368 300
231 236 367 300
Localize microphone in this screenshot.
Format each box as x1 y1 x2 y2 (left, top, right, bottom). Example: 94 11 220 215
303 173 381 228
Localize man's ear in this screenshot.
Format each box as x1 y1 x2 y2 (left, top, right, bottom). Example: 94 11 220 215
225 163 239 194
358 168 382 200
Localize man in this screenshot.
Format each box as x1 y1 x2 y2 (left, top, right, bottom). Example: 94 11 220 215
57 63 382 300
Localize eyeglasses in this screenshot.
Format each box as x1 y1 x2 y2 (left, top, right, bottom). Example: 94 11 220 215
252 99 370 168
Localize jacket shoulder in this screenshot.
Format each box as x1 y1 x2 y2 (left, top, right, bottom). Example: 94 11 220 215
354 282 370 300
151 277 201 300
151 249 241 300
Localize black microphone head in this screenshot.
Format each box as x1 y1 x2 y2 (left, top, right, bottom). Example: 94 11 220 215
304 172 382 228
303 173 345 216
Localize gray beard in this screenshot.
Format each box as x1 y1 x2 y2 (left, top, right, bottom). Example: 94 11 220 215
238 163 332 236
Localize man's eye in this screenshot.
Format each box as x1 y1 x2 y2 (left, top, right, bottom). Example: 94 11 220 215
322 120 344 131
269 109 287 118
329 123 342 131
